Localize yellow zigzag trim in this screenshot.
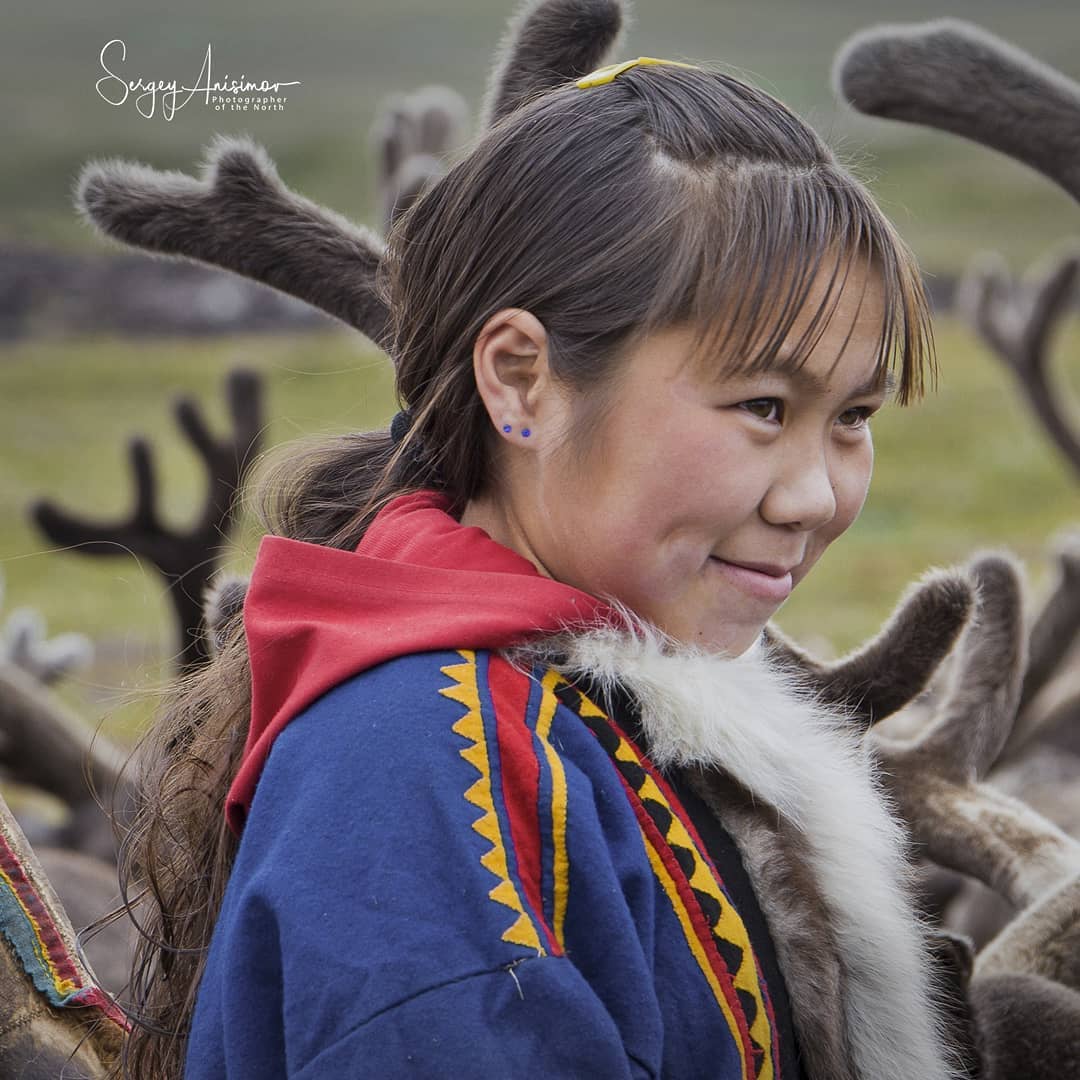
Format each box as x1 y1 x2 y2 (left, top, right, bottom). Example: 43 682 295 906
641 832 752 1080
440 651 544 955
611 735 775 1080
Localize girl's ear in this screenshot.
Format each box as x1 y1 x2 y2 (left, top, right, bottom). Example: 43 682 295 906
473 309 553 431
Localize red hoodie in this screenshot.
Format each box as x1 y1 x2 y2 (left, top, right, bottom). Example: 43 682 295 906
227 488 614 832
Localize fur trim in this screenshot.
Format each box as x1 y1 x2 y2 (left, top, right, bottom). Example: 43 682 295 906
508 607 962 1080
689 767 859 1080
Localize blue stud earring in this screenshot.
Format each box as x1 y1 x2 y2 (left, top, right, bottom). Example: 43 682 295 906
502 424 512 433
521 428 531 438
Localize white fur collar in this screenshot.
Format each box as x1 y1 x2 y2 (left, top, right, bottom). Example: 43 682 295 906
509 612 960 1080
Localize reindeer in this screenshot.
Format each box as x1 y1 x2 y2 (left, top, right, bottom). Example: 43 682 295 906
767 550 1080 1078
5 2 1080 1076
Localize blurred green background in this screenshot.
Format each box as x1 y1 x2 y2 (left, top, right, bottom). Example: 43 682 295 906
2 0 1079 746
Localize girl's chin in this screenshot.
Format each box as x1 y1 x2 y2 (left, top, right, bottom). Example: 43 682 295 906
658 611 770 657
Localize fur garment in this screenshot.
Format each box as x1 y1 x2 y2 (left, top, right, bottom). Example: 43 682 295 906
509 611 964 1080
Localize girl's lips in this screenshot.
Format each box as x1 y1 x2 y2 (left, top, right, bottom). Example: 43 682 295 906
709 557 793 601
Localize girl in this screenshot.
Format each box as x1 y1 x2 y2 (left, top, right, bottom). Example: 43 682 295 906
123 54 959 1080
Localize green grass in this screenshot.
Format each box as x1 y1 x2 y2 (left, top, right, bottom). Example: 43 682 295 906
1 315 1078 745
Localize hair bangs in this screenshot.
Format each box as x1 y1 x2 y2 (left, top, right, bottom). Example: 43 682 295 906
637 159 936 406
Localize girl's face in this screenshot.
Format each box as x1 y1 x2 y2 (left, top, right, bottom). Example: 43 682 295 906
464 261 890 656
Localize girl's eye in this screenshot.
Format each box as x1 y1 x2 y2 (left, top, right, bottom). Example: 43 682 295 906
739 397 782 422
837 406 877 429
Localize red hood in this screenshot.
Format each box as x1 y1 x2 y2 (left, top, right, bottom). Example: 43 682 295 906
226 488 612 833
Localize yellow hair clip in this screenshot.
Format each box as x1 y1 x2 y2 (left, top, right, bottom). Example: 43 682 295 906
576 56 700 89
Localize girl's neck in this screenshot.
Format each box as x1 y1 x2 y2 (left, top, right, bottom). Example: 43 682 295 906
458 494 555 581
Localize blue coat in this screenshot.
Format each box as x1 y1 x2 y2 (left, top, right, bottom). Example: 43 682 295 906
186 647 795 1079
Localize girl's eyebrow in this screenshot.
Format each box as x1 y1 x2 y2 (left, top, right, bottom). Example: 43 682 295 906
754 356 896 399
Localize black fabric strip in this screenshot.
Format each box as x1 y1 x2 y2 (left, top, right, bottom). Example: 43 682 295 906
574 671 806 1080
665 766 805 1080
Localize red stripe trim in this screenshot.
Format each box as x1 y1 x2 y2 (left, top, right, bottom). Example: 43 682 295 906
487 656 561 955
0 834 130 1031
579 698 780 1072
0 834 81 986
72 986 131 1029
759 961 781 1078
614 767 757 1070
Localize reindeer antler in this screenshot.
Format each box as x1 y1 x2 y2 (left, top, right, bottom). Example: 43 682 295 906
762 566 973 727
994 528 1080 762
870 552 1080 910
833 20 1080 479
832 19 1080 204
31 368 264 674
955 248 1080 478
706 549 1080 1075
481 0 624 127
0 663 126 815
1020 529 1080 709
75 1 625 355
372 86 470 233
0 661 129 862
848 550 1080 1056
75 137 391 348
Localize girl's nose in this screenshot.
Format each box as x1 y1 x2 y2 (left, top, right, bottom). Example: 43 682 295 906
758 448 838 532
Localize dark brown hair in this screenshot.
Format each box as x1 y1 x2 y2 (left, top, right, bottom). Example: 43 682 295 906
119 62 935 1077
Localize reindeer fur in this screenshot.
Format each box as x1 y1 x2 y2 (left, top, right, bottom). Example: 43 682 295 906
969 974 1080 1079
977 875 1080 988
689 768 863 1080
202 572 249 657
